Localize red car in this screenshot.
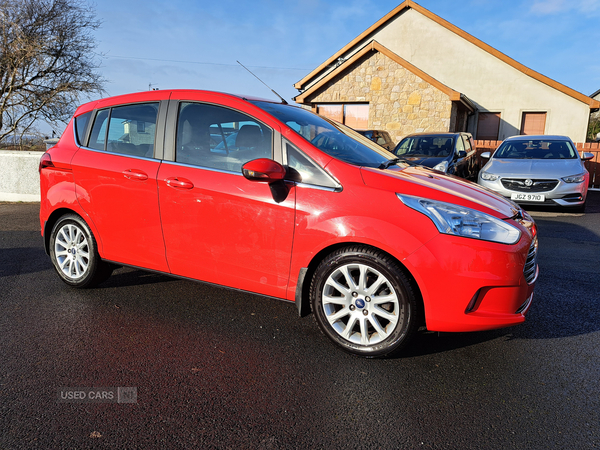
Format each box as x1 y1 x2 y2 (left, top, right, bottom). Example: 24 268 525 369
39 90 538 357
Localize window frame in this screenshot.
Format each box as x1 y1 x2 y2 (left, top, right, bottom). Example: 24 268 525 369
164 100 278 175
315 103 370 129
82 100 167 160
282 138 341 191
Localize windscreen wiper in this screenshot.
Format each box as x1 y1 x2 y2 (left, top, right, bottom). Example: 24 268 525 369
379 158 402 169
379 157 412 169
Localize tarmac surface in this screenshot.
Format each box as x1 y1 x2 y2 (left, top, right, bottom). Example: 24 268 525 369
1 192 599 449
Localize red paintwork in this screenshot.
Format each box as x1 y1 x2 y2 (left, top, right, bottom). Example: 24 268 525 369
40 89 537 334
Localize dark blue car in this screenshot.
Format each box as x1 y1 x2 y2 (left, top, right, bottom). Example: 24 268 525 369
393 132 479 181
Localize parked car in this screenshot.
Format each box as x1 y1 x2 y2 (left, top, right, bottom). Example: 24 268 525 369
392 132 479 180
478 135 593 212
39 90 538 357
355 129 395 151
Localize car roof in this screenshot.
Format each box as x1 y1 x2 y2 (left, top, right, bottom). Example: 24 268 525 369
504 135 571 141
74 89 280 116
402 132 470 138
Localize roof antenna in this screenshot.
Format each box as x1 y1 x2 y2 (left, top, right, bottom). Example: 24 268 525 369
237 60 288 104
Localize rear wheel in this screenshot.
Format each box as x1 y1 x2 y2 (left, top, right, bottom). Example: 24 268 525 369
49 214 113 288
310 246 419 357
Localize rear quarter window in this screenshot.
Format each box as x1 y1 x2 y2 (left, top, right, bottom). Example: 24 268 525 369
74 111 92 146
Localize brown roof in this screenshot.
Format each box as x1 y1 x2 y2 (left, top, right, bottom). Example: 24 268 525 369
294 0 600 110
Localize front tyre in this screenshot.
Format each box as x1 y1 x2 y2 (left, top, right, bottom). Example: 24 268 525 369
310 246 419 358
49 214 112 288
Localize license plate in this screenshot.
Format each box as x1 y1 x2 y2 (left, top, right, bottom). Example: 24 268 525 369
511 193 545 202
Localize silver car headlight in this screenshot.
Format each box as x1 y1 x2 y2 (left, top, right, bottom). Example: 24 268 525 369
433 161 448 172
479 171 498 181
398 195 521 244
562 173 585 183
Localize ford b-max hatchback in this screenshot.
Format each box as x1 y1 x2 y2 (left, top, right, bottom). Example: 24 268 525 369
40 90 538 357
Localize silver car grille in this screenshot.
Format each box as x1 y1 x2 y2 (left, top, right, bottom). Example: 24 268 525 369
524 236 538 284
501 178 558 192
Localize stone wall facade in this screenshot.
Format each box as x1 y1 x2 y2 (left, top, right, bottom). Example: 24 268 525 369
302 51 454 143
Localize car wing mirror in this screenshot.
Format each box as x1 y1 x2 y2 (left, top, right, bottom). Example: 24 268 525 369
581 152 594 161
242 158 286 183
481 151 491 159
457 150 467 159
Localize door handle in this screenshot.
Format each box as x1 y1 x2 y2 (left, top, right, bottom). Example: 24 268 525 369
122 169 148 181
165 177 194 190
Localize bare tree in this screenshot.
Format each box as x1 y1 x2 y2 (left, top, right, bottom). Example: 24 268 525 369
0 0 104 142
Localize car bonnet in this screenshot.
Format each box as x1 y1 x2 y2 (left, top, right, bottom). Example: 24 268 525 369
484 158 585 178
360 165 520 219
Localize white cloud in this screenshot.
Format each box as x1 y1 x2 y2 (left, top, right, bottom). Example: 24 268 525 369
530 0 600 14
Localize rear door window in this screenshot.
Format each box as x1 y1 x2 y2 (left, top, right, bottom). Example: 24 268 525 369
87 103 159 158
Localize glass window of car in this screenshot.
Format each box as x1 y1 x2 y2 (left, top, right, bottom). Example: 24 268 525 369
75 111 92 146
176 102 272 173
253 101 394 169
88 109 109 151
87 103 159 158
462 135 473 153
494 139 577 159
285 142 339 189
395 136 454 157
455 135 465 154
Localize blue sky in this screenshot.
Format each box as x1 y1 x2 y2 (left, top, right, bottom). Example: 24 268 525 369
83 0 600 114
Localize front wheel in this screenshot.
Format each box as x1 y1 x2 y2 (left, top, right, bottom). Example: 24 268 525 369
49 214 113 288
310 246 420 357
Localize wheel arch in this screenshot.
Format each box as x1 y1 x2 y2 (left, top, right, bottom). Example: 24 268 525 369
43 208 100 256
296 242 424 323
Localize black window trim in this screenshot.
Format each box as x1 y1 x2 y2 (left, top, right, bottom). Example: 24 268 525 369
283 138 342 192
73 111 94 148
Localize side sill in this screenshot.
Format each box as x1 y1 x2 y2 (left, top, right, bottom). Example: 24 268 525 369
103 259 295 305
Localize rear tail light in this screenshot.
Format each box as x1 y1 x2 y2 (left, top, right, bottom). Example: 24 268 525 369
39 153 54 172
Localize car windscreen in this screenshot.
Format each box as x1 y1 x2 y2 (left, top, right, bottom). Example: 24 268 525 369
394 136 454 157
493 139 577 159
251 101 396 169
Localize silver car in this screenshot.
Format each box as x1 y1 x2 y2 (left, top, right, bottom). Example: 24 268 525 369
478 135 593 212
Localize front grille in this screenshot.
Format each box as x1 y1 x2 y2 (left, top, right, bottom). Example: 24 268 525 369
524 236 538 284
501 178 558 192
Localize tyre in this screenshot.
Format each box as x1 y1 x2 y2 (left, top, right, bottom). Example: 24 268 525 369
310 246 419 358
49 214 113 288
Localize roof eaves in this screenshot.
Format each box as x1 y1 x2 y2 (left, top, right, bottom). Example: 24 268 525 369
294 40 463 105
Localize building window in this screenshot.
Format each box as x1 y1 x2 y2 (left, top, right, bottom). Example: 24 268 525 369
316 103 369 129
477 112 501 140
520 112 547 135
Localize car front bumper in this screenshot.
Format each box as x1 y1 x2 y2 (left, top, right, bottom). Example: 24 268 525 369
478 177 588 207
404 231 537 333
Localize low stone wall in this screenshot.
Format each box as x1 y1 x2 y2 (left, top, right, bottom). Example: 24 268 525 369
0 150 43 202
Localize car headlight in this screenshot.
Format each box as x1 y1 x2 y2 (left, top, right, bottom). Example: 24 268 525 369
433 161 448 172
562 173 585 183
397 194 521 244
480 171 498 181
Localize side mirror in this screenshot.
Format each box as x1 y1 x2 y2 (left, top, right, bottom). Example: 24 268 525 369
457 150 467 159
481 152 491 159
242 158 286 183
582 152 594 161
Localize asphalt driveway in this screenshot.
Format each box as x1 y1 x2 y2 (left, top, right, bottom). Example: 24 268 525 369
1 193 599 449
